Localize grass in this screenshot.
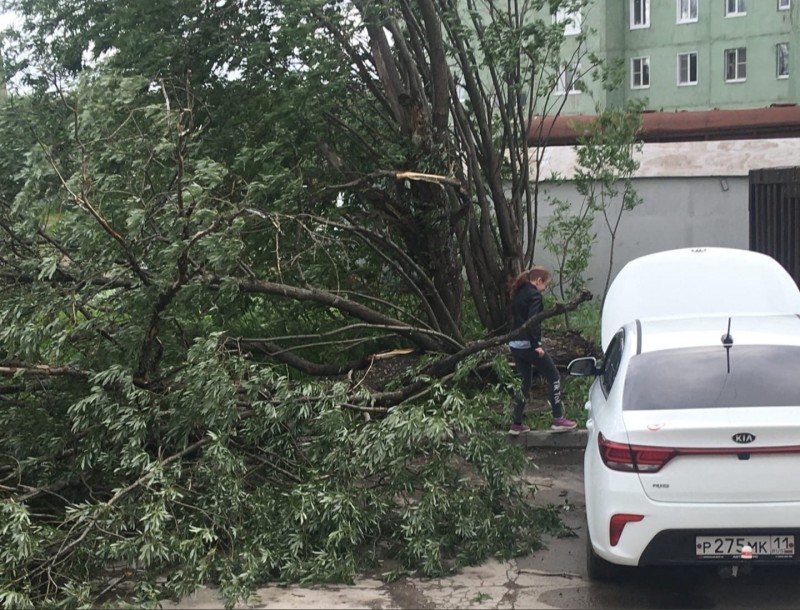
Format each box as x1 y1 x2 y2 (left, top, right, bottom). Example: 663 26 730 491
545 299 602 352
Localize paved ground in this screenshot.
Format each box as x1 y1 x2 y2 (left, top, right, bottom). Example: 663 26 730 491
164 432 589 610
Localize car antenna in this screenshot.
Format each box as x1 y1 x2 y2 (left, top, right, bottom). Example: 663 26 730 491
721 317 733 373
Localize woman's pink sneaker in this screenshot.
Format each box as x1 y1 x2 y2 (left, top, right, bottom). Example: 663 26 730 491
508 423 531 436
550 417 577 432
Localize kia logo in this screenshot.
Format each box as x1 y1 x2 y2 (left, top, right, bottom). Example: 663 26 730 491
732 433 756 444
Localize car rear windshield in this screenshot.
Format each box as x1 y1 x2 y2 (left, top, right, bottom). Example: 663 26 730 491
623 345 800 410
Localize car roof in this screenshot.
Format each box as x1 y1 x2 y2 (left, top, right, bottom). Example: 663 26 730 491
630 313 800 354
602 247 800 350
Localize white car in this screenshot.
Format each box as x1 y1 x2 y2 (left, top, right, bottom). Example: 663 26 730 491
568 247 800 580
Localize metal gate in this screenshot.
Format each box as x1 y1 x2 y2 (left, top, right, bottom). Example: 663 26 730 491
749 167 800 287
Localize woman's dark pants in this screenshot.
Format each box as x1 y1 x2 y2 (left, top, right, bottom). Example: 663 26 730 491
509 347 563 424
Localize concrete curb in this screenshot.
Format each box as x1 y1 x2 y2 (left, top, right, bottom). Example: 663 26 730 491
512 429 588 449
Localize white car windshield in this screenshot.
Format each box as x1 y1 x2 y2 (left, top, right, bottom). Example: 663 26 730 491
623 345 800 410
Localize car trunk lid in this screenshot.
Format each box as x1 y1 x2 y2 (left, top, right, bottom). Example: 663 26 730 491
601 248 800 350
622 408 800 503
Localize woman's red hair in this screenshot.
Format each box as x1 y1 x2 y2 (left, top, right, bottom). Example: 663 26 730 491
508 265 551 298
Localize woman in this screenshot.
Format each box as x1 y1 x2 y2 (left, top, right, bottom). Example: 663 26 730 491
507 266 577 435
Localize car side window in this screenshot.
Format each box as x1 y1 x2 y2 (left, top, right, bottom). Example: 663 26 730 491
601 331 625 395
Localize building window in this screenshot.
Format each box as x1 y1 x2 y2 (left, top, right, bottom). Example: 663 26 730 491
725 47 747 82
725 0 746 16
778 0 790 10
631 0 650 29
777 43 790 78
631 57 651 89
555 63 582 95
555 8 581 36
677 0 698 23
678 52 698 85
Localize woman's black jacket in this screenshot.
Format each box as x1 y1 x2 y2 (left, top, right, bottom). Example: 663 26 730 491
510 282 543 348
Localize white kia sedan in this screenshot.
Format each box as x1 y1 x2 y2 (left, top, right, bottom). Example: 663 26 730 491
569 247 800 580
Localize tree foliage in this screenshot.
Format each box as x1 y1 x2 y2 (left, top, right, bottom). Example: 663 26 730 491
543 100 644 303
0 0 604 606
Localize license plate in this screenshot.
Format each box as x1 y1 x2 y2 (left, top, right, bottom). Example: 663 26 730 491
696 535 795 559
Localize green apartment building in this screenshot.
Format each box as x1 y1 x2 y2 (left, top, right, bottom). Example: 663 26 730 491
549 0 798 117
529 1 800 296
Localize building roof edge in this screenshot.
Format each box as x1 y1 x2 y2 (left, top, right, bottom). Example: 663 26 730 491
528 105 800 146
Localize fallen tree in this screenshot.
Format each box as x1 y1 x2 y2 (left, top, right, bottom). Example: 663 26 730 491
0 0 605 606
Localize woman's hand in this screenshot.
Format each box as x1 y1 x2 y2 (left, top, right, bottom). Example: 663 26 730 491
535 347 544 357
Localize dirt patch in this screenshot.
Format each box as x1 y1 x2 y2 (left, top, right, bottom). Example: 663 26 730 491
385 580 437 609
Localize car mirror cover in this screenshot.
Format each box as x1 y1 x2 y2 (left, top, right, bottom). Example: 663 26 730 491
567 356 600 376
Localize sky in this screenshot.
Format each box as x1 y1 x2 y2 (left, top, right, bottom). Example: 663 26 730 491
0 11 18 29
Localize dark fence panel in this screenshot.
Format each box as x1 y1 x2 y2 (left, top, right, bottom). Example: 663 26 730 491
749 167 800 287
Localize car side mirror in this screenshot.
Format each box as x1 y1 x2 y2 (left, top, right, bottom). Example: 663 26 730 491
567 356 601 377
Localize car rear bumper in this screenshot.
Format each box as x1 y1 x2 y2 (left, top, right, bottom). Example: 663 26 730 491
585 447 800 567
639 528 800 566
588 497 800 567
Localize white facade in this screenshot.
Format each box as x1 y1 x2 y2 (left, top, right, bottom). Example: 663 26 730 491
534 138 800 298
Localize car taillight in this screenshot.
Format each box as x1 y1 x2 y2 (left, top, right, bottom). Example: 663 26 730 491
598 433 677 473
610 513 644 546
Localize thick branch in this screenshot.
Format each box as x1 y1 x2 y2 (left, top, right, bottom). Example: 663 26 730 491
225 338 367 376
0 271 135 290
0 362 89 378
371 290 593 406
416 0 450 135
314 169 463 197
212 275 450 353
